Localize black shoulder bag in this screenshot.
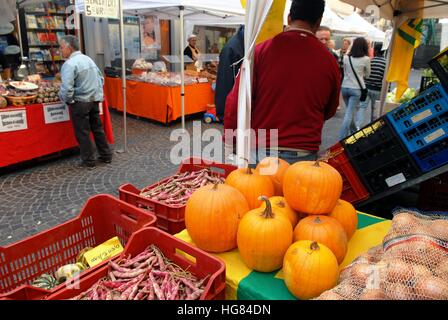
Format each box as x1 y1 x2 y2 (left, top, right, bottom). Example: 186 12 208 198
349 56 368 102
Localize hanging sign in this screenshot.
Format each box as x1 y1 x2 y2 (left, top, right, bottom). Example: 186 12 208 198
84 0 119 19
43 103 70 124
0 109 28 132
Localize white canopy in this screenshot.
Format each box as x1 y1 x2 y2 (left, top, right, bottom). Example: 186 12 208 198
283 1 363 35
344 12 386 42
340 0 448 20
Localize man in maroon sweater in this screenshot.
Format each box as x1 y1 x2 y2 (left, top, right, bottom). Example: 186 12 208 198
224 0 341 164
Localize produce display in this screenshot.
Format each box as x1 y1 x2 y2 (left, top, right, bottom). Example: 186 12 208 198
259 196 304 229
35 81 61 103
328 200 358 240
70 245 208 300
237 196 293 272
255 157 290 196
185 183 249 253
128 72 200 86
140 168 225 207
0 80 60 106
386 87 417 104
315 210 448 300
32 261 88 290
132 58 153 71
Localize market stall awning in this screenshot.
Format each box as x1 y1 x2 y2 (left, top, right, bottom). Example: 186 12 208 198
340 0 448 19
344 12 386 42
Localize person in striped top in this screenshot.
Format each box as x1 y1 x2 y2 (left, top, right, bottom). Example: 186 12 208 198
358 43 387 125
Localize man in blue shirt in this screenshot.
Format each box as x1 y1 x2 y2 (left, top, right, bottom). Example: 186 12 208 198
59 35 112 168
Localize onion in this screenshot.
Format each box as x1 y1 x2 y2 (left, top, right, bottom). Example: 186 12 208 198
359 288 387 300
414 276 448 300
315 291 344 300
382 282 415 300
336 283 362 299
435 259 448 279
429 220 448 240
350 263 375 286
386 259 414 283
412 264 433 279
392 213 418 234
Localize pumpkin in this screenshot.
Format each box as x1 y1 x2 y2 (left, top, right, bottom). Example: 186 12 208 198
0 96 7 109
225 167 275 209
255 157 290 196
259 196 301 228
283 241 339 300
293 215 348 264
328 199 358 240
185 183 249 253
32 273 58 290
283 160 342 215
237 196 293 272
54 263 86 283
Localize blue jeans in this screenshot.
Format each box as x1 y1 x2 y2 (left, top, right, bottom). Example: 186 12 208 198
249 149 318 167
359 89 381 124
339 87 362 140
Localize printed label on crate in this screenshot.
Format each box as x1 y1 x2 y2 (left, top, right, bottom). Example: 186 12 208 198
385 173 407 187
0 109 28 132
424 128 445 144
83 236 124 268
411 109 433 124
43 103 70 124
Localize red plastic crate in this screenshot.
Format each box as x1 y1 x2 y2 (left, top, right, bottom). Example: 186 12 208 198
46 227 226 300
0 194 157 299
325 143 370 204
119 157 237 234
0 286 49 300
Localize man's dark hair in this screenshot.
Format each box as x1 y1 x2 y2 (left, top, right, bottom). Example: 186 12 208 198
374 42 384 57
60 35 79 51
290 0 325 26
349 37 369 58
317 26 332 35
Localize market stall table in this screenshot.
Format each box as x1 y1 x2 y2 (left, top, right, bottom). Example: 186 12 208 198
104 76 214 124
176 212 392 300
0 100 114 168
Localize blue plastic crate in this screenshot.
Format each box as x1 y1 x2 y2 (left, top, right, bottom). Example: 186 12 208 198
411 137 448 173
387 84 448 153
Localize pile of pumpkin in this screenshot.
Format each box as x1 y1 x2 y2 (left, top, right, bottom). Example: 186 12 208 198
184 157 358 300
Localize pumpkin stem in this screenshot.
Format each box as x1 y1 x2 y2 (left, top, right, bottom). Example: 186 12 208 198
314 216 322 224
212 183 219 190
258 196 274 219
245 167 253 175
310 242 320 251
313 160 321 167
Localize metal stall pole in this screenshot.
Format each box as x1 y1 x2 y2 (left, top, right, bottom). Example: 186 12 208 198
117 0 127 153
179 6 185 131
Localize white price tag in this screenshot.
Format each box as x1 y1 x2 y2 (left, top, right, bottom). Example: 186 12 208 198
99 102 103 115
43 103 70 124
385 173 406 187
0 109 28 132
198 78 209 83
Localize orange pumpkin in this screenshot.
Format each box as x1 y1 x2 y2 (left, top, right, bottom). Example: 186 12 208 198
283 161 342 215
225 167 275 209
259 196 301 229
255 157 290 196
283 240 339 300
237 196 293 272
328 199 358 240
293 215 348 264
185 183 249 253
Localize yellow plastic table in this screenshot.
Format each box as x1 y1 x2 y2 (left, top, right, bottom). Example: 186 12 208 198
175 212 392 300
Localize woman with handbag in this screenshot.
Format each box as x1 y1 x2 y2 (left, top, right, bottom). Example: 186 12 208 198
339 37 371 140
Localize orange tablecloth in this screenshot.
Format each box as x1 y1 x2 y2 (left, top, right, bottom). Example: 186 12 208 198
0 101 114 168
104 77 214 124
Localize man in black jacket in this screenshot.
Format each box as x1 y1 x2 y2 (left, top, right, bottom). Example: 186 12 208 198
215 26 244 121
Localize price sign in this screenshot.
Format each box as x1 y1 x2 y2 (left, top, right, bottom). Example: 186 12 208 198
83 237 124 267
43 103 70 124
84 0 119 19
0 109 28 132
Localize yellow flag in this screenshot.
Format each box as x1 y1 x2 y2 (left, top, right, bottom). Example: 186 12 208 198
386 18 423 102
241 0 286 44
